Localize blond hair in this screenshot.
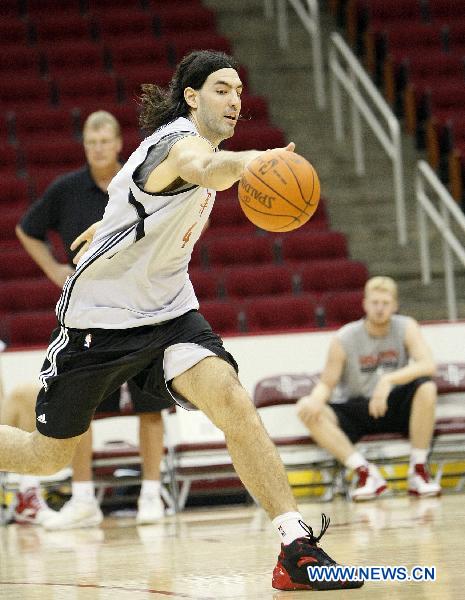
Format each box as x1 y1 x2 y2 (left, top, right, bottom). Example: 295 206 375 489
364 276 398 301
83 110 121 138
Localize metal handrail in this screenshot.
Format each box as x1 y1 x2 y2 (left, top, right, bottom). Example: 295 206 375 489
266 0 326 110
329 32 407 246
416 160 465 321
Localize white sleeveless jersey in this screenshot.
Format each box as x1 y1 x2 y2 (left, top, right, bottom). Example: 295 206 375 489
57 117 216 329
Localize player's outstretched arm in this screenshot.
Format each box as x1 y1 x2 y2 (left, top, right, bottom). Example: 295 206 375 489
145 136 295 193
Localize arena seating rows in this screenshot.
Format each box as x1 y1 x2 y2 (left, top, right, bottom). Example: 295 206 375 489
338 0 465 204
0 0 370 346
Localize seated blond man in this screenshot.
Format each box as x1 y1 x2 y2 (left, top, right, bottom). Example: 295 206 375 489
297 276 441 501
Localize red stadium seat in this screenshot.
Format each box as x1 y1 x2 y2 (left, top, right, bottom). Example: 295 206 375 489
41 41 106 77
0 249 44 280
0 144 21 174
22 139 84 171
26 0 82 15
2 0 22 17
189 270 222 300
87 0 145 12
3 310 58 346
239 95 270 124
190 243 205 269
208 192 256 237
105 38 169 71
0 19 32 45
366 23 443 83
223 124 286 151
205 236 274 267
0 206 26 245
428 1 465 22
223 265 294 298
405 79 465 137
154 5 217 36
445 21 465 52
198 300 245 335
121 130 144 161
0 176 31 209
0 279 60 312
12 107 76 144
245 294 317 332
297 259 369 294
278 230 348 263
0 46 41 77
0 76 53 111
384 48 465 109
320 290 365 327
95 10 156 41
32 15 95 43
55 73 120 108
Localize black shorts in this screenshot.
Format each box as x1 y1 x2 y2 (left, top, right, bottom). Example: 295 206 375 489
330 377 432 443
36 310 238 439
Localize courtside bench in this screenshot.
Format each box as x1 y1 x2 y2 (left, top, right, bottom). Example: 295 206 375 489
253 363 465 497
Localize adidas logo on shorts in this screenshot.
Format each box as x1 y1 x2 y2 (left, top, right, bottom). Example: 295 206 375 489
37 414 47 424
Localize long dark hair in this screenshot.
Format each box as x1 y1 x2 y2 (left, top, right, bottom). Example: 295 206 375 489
139 50 239 134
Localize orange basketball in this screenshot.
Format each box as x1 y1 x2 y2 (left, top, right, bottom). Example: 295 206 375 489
238 150 320 232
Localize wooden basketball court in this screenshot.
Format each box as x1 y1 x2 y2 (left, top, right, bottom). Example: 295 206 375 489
0 493 462 599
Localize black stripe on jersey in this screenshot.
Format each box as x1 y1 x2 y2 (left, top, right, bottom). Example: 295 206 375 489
56 226 136 324
128 189 148 241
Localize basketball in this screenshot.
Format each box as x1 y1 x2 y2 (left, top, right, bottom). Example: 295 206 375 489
238 150 320 232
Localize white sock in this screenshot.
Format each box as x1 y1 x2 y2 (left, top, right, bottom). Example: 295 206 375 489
71 481 95 502
140 480 161 498
272 512 308 545
410 448 428 470
345 452 368 471
19 475 41 493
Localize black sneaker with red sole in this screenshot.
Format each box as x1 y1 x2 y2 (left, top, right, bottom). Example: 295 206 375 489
272 514 364 591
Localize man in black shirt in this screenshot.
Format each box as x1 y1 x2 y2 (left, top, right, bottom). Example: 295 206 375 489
8 111 166 529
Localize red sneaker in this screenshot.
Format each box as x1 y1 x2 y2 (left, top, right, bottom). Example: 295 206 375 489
272 514 364 590
14 488 56 525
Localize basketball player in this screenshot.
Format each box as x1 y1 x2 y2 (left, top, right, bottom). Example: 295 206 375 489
0 51 362 591
297 276 441 501
8 111 165 529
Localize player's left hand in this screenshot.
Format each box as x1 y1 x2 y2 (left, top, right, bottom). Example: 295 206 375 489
368 377 391 419
70 220 101 264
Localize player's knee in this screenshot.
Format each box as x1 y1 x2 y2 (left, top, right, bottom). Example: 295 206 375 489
415 381 437 407
216 378 260 431
27 432 76 475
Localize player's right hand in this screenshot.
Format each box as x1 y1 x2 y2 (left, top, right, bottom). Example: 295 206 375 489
296 394 325 424
70 220 102 264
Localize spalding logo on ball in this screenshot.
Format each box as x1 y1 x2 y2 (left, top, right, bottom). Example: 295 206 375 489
238 149 320 232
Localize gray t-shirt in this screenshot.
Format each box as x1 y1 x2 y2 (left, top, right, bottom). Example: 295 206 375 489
333 315 410 402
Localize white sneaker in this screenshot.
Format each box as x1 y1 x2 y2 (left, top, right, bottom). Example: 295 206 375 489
136 495 164 525
350 464 388 502
408 464 441 497
43 498 103 530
